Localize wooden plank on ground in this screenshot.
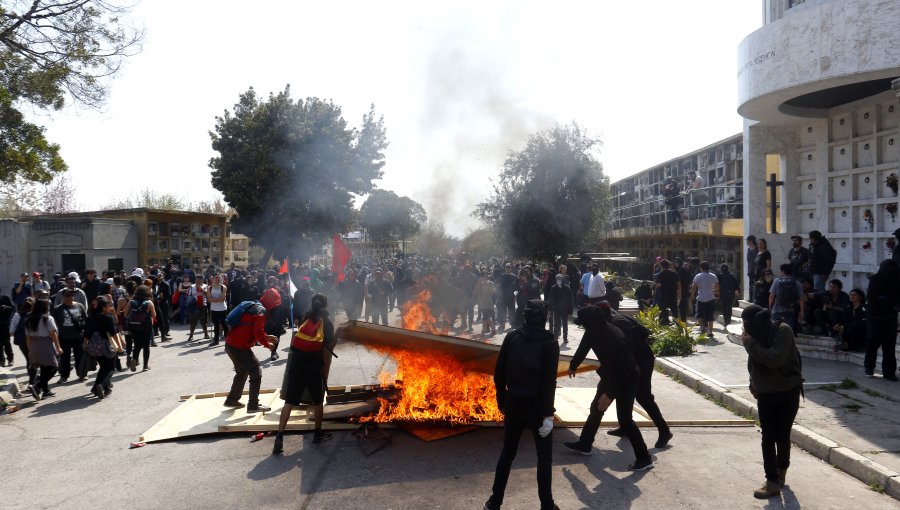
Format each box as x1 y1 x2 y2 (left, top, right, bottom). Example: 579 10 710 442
141 391 280 443
553 387 648 427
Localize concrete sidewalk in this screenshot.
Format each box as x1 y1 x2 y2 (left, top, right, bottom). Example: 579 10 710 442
655 321 900 500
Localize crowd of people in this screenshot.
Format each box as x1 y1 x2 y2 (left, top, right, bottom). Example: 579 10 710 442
744 230 898 381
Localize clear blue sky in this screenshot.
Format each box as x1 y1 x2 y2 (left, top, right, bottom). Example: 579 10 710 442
44 1 761 235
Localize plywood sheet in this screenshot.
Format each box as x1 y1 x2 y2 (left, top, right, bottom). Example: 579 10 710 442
140 391 280 443
553 387 648 427
338 320 600 377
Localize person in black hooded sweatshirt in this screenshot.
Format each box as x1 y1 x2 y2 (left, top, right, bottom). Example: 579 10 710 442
564 304 654 471
484 299 560 510
740 304 803 499
864 260 899 381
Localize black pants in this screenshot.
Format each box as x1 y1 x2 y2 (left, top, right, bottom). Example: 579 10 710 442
490 396 554 510
865 314 897 377
36 364 57 392
552 313 569 340
657 301 679 326
94 355 115 391
720 295 734 325
210 310 228 341
225 345 262 408
637 361 669 435
678 296 690 322
370 304 388 326
156 301 170 336
131 331 151 368
497 299 515 330
18 344 37 384
58 337 84 379
0 334 13 365
757 387 801 483
578 379 650 462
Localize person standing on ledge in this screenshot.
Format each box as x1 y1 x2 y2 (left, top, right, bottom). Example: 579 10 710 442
273 293 337 454
739 304 804 499
222 287 276 413
484 300 560 510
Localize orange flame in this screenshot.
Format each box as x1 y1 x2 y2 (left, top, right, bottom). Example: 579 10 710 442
360 344 503 424
401 287 440 334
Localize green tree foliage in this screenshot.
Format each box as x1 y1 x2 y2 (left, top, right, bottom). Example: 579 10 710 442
460 226 503 260
413 222 457 257
359 189 426 249
475 122 610 260
209 86 387 261
0 1 142 183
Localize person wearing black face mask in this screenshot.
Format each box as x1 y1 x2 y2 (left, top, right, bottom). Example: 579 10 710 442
739 304 804 500
484 299 559 510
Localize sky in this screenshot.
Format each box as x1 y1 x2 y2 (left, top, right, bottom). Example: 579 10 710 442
42 1 762 236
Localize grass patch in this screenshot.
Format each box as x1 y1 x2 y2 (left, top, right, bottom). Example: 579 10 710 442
867 481 885 494
840 378 858 389
862 388 885 399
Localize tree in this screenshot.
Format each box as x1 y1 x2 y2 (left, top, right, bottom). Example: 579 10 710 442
101 188 186 211
0 1 143 183
460 226 503 260
209 86 387 262
359 189 426 251
42 173 76 213
413 222 457 257
475 122 610 260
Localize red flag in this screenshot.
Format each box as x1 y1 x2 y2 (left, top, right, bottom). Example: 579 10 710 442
332 234 352 282
278 258 289 275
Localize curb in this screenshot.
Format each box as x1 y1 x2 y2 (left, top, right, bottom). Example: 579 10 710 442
655 356 900 500
0 366 19 405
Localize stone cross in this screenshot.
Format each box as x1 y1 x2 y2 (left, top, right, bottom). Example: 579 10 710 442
766 173 784 233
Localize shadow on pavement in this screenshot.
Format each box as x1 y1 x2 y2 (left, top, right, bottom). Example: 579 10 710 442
29 394 98 416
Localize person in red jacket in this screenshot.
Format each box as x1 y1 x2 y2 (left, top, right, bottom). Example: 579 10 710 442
223 287 276 412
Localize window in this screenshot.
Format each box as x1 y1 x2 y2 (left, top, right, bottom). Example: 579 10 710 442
107 258 124 272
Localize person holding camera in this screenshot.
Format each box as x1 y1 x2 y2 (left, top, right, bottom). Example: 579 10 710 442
739 304 804 499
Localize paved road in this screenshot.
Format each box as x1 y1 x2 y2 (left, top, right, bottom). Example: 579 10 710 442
2 312 898 510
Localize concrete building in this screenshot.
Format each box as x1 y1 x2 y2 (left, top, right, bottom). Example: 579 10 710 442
738 0 900 292
0 208 245 286
0 217 138 288
603 134 745 279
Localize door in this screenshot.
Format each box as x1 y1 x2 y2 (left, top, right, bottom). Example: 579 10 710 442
61 254 86 276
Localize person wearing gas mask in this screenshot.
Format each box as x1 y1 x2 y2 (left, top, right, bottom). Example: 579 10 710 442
739 304 804 499
484 300 560 510
564 304 653 471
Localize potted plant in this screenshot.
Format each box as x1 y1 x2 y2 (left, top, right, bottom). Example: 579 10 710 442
887 173 899 196
887 203 898 221
862 241 872 250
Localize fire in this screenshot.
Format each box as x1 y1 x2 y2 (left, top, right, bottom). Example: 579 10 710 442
401 287 440 333
361 344 503 425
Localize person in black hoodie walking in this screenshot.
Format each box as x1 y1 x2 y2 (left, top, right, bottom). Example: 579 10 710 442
740 304 804 499
865 260 899 381
484 300 560 510
564 304 654 471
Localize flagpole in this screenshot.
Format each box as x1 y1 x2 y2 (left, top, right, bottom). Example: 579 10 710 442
286 257 295 335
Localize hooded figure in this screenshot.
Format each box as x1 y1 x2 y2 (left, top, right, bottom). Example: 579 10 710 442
565 305 653 471
864 260 899 381
739 304 803 499
485 299 559 510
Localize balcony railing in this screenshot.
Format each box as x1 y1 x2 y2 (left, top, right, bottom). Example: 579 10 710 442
611 184 743 231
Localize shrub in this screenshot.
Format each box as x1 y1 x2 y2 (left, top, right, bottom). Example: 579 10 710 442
635 305 707 357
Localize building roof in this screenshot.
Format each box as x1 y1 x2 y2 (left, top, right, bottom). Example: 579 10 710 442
610 132 743 187
27 208 229 220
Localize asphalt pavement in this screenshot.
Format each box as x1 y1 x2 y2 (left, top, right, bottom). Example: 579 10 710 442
1 310 898 510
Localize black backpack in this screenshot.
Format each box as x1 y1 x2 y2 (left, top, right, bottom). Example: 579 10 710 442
127 300 152 333
776 277 799 307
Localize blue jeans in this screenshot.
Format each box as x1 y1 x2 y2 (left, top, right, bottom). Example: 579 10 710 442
772 310 797 333
812 274 826 293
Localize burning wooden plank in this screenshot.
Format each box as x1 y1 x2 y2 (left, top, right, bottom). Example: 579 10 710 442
337 320 600 377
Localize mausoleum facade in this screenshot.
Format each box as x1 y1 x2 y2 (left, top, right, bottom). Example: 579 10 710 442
739 0 900 291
